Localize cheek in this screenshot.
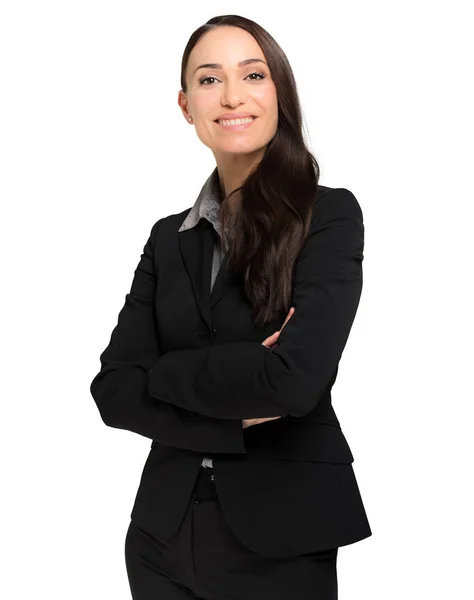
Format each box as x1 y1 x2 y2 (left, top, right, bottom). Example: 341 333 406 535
253 87 278 115
191 89 219 120
192 94 208 114
193 98 209 122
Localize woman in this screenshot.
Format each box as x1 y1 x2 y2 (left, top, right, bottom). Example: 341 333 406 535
90 14 372 600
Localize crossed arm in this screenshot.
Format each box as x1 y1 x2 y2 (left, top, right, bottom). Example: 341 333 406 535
90 187 364 452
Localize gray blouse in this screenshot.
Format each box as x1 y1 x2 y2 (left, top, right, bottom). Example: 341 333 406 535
178 167 231 468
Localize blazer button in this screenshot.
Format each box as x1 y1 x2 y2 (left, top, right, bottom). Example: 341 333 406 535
196 332 209 339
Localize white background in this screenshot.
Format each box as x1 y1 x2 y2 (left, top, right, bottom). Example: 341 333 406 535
1 1 473 598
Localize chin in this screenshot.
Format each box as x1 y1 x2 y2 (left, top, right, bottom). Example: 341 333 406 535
218 141 260 153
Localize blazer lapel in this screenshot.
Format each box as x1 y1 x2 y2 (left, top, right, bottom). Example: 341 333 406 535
179 218 239 334
210 249 236 310
178 219 237 332
179 219 214 333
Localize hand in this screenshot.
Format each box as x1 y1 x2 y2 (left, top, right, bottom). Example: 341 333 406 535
242 307 296 429
242 416 281 429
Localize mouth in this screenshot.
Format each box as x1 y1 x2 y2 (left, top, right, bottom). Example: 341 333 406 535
214 116 258 130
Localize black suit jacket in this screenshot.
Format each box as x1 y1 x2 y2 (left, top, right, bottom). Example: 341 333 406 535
90 184 372 556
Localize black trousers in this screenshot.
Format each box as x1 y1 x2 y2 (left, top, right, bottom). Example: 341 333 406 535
125 465 338 600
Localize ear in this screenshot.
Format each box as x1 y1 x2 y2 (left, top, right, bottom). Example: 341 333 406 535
177 90 192 122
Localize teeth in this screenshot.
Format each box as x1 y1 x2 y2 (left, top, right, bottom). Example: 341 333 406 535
218 117 254 126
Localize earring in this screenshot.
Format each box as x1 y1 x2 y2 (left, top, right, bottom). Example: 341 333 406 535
187 116 192 122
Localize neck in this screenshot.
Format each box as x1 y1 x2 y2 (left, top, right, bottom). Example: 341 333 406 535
213 147 265 202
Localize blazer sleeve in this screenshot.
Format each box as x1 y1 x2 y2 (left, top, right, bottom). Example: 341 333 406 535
89 219 247 454
147 188 364 420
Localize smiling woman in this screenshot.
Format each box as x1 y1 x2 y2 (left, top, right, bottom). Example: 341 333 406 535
90 12 372 600
176 20 318 328
180 31 278 174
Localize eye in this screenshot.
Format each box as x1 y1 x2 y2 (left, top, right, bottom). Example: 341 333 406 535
246 71 266 81
198 71 267 86
199 76 219 86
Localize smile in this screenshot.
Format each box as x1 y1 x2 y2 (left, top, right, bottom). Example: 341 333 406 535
214 117 258 131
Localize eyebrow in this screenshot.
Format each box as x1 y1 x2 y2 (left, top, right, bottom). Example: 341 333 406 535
193 58 267 75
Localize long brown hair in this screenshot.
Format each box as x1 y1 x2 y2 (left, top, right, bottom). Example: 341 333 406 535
180 15 320 326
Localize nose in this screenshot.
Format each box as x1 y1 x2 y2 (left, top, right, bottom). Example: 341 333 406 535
221 78 247 108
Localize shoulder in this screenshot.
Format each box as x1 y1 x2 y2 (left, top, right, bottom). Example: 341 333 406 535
295 186 365 263
312 184 363 225
147 207 193 240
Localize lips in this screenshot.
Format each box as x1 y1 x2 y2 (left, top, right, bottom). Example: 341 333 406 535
215 112 257 121
214 116 258 122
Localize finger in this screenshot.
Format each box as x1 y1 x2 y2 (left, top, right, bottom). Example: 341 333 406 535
280 307 295 332
263 308 295 345
283 306 295 326
262 331 280 345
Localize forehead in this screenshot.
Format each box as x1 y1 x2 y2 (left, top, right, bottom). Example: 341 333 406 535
188 27 265 68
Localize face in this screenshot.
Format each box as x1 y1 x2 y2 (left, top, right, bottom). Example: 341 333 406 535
178 26 278 159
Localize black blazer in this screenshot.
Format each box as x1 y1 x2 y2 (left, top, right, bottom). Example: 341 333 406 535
90 184 372 556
